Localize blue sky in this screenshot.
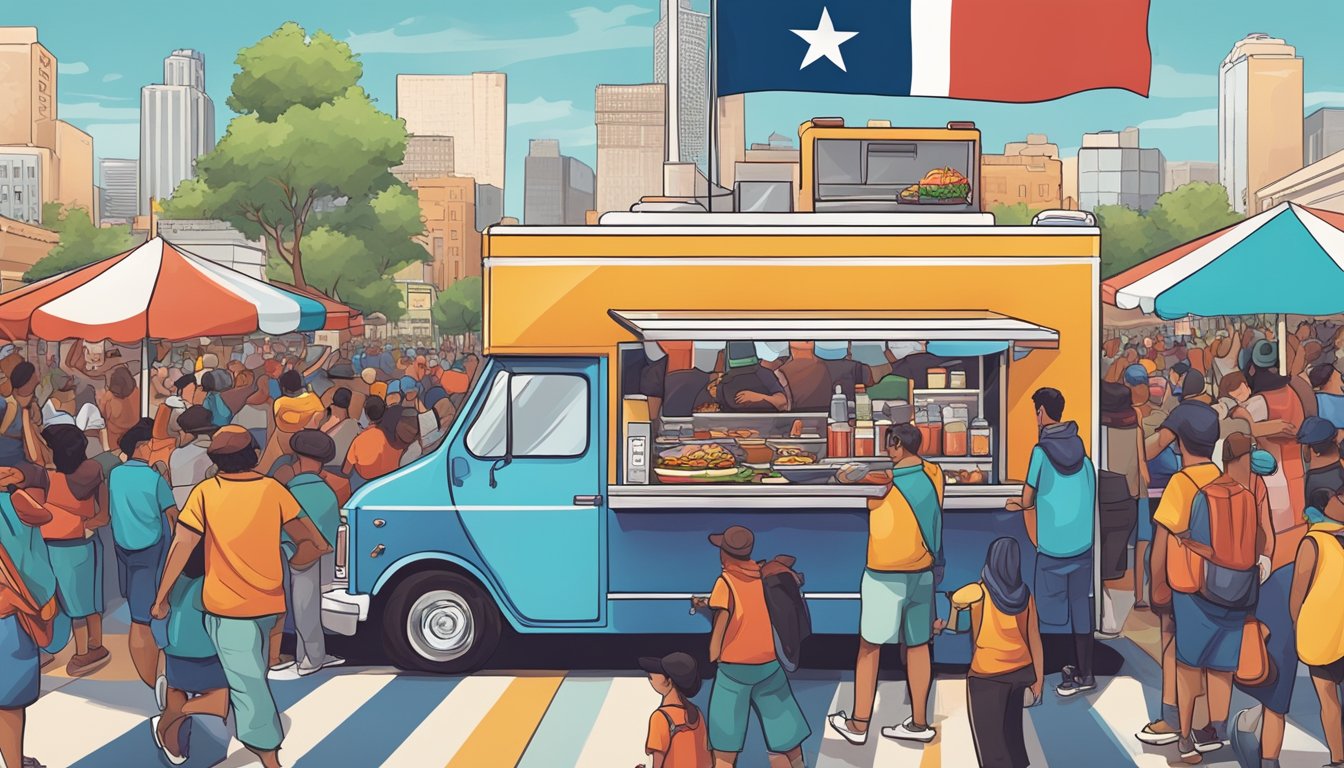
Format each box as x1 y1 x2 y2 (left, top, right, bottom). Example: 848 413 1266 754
11 1 1344 217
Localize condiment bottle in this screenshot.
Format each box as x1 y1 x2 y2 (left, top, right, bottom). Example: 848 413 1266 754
854 384 873 423
828 385 851 458
925 405 943 456
927 367 948 390
949 369 967 389
942 405 968 457
970 418 992 457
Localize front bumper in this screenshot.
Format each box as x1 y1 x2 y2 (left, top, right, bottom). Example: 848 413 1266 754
321 586 370 637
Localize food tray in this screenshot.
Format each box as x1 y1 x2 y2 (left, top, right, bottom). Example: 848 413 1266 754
654 467 755 484
773 465 840 484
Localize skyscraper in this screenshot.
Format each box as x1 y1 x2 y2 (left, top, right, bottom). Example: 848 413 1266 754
140 49 215 214
524 139 595 225
595 84 667 215
1077 128 1165 212
396 73 507 190
0 27 57 150
654 0 708 168
1305 108 1344 166
391 135 455 183
1218 34 1303 213
99 158 139 223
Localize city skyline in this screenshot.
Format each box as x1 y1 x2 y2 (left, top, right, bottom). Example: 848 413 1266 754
9 1 1344 217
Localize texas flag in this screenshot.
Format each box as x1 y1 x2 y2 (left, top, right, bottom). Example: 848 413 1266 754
716 0 1151 103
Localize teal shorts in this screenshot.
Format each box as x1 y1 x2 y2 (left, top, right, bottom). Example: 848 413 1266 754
860 568 935 647
206 614 283 751
46 538 101 619
708 661 810 754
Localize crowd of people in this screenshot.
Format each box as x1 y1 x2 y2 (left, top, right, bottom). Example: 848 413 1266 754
1103 315 1344 767
0 334 484 768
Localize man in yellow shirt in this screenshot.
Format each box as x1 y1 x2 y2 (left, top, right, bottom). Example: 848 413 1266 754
151 426 328 768
829 422 942 746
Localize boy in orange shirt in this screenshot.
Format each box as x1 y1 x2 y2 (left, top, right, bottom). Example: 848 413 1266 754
640 651 711 768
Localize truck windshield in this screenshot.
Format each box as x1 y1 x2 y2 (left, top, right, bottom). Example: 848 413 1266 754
465 369 590 459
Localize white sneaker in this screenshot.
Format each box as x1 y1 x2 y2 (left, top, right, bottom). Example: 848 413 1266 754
150 715 187 766
297 655 346 677
826 712 869 745
881 717 936 743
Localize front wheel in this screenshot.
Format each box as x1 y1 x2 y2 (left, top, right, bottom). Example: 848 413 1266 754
381 571 502 674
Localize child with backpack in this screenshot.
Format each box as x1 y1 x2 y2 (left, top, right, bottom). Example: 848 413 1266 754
1159 432 1274 764
1291 486 1344 767
949 537 1044 768
696 525 810 768
639 652 710 768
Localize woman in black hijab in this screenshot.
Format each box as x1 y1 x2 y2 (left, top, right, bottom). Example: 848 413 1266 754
951 537 1043 768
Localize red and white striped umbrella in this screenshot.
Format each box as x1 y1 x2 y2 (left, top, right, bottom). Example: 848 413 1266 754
0 237 329 343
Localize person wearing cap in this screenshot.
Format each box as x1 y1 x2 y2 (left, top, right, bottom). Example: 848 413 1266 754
717 341 788 413
1310 362 1344 434
696 525 809 765
1006 389 1097 699
1160 433 1273 764
319 387 360 467
1138 401 1227 752
167 407 219 509
0 464 58 768
0 363 40 469
152 425 329 768
107 422 179 690
260 370 324 474
1242 340 1307 536
830 422 942 746
278 430 343 677
38 423 111 678
639 651 711 768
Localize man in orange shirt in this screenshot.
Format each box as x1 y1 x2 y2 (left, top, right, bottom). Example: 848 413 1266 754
152 426 328 768
342 396 401 492
697 526 809 767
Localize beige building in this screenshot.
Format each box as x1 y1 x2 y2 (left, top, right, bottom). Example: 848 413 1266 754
595 84 666 214
1166 160 1219 191
1254 148 1344 214
396 73 506 191
0 214 56 289
55 120 94 216
716 94 746 189
1003 134 1059 158
982 154 1063 211
0 28 57 150
1219 34 1304 213
405 176 482 291
392 135 455 183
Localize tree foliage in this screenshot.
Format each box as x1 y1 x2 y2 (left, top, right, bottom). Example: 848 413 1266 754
161 21 426 312
990 203 1035 225
25 203 134 281
1097 182 1242 278
432 276 483 336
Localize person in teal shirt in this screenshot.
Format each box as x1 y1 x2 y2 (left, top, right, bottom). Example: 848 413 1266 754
152 542 229 764
1008 388 1097 698
0 464 57 768
282 430 343 677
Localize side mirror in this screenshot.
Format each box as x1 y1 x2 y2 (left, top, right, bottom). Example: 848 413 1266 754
451 456 470 487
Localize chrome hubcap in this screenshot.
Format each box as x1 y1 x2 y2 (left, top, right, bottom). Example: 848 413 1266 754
407 590 475 662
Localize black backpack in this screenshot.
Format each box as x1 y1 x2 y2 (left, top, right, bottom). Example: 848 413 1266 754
759 555 812 672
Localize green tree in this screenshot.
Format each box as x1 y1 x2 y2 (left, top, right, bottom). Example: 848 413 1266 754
25 203 134 281
161 22 426 306
1095 183 1243 278
432 277 483 336
990 203 1035 225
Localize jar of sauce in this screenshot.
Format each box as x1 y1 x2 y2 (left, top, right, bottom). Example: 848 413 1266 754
970 418 992 457
927 367 948 389
828 422 852 459
854 425 875 457
925 406 943 456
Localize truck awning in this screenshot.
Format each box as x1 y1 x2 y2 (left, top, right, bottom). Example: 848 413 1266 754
608 310 1059 348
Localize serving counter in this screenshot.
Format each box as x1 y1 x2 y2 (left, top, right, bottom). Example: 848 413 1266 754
607 483 1023 510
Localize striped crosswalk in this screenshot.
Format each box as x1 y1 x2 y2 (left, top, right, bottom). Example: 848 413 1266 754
24 640 1342 768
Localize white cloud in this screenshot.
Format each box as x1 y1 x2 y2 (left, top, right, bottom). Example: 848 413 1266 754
398 17 416 26
1148 64 1216 99
347 5 654 66
57 101 139 122
65 92 133 102
1307 91 1344 108
508 97 581 126
58 61 89 76
102 73 122 83
1137 108 1218 131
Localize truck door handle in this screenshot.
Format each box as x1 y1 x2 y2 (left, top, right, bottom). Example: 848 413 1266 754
370 544 386 558
573 495 603 507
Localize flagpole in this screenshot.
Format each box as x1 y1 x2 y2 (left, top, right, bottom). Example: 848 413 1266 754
709 0 719 201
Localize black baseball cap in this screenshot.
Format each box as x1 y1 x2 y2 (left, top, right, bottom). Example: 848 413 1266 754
638 652 702 698
1160 400 1219 458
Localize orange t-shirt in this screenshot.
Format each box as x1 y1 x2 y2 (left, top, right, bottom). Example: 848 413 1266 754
439 370 470 395
709 559 777 665
646 705 711 768
345 427 402 480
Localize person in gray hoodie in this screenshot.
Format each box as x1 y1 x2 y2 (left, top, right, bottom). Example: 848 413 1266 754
1006 387 1098 697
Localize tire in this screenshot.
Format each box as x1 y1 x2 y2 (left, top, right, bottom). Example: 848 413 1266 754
380 571 502 674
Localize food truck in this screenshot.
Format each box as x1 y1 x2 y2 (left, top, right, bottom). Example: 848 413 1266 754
322 120 1101 673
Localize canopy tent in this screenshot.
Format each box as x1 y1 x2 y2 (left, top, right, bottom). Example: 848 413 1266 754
1104 202 1344 319
0 237 330 412
271 281 365 336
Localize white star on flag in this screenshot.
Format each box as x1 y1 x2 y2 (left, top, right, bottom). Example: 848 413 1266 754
790 7 859 72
